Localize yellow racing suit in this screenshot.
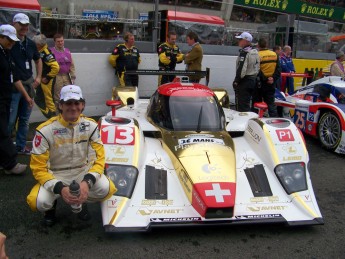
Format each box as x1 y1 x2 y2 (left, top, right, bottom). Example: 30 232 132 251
108 43 141 87
34 44 59 118
27 114 117 212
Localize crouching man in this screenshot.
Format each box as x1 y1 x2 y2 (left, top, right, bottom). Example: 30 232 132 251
27 85 117 226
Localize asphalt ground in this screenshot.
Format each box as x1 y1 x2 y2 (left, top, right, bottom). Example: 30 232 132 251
0 125 345 258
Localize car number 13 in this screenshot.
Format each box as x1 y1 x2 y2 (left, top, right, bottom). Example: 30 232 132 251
101 125 135 145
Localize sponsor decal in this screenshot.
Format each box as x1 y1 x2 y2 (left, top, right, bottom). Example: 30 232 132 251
150 217 201 222
247 206 287 212
178 137 224 145
282 144 297 155
107 199 118 208
101 125 135 145
141 200 174 205
174 142 214 151
276 129 295 142
283 156 302 161
308 112 315 122
247 125 261 143
250 196 279 203
53 128 68 135
109 146 126 156
179 170 191 193
79 122 90 132
202 164 221 174
137 208 183 216
106 157 129 163
235 214 282 219
34 135 42 147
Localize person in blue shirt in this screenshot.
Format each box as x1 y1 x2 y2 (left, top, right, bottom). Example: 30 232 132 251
280 45 295 95
9 13 42 155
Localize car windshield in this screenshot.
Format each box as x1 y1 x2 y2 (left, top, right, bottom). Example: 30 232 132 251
147 93 225 131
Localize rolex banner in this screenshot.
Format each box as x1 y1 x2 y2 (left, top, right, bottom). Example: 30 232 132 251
234 0 345 23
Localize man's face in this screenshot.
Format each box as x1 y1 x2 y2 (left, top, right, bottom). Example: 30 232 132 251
238 38 249 48
0 36 16 49
284 47 292 56
54 37 64 49
186 36 194 46
127 36 135 46
13 22 29 38
59 100 85 122
167 35 176 45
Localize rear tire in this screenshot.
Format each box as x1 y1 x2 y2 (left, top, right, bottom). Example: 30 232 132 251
317 112 342 150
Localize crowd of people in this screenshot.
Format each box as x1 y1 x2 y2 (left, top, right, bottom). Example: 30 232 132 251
0 14 118 255
1 11 345 252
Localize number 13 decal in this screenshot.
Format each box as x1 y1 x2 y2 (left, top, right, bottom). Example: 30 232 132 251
101 125 135 145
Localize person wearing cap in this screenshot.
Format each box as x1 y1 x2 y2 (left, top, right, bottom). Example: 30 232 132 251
184 31 203 83
9 13 43 155
32 33 60 118
27 85 117 226
330 51 345 78
233 31 260 112
0 24 34 175
280 45 296 95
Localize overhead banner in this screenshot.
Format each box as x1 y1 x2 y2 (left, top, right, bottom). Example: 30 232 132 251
234 0 345 23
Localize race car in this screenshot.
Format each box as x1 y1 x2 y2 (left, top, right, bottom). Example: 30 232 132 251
275 76 345 154
99 82 323 232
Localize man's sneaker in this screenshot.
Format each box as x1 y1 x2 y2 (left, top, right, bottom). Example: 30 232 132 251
78 204 91 221
4 163 27 175
42 208 57 227
17 147 31 156
42 200 57 227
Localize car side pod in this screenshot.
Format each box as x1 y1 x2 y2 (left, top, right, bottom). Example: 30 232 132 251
253 102 268 118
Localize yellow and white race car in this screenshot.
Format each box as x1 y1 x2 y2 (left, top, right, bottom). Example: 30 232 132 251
100 82 323 232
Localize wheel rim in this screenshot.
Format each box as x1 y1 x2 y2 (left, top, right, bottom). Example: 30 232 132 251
318 113 341 149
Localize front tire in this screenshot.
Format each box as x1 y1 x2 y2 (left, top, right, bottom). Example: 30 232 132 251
317 112 342 150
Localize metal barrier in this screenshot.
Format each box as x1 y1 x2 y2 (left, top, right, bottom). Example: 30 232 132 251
125 67 210 86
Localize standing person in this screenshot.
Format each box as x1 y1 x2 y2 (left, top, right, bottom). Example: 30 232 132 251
232 32 260 112
32 34 59 119
184 31 203 83
280 45 296 95
158 31 184 85
330 51 345 77
50 33 76 109
27 85 117 226
272 45 282 56
0 24 33 174
108 32 141 87
9 13 42 155
253 38 281 117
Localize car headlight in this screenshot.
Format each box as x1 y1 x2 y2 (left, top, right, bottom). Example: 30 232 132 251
106 165 138 198
274 162 307 194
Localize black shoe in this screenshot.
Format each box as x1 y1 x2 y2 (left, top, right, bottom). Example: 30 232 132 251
77 204 91 221
42 208 56 227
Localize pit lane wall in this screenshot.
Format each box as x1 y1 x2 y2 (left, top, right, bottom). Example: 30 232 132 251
29 41 337 123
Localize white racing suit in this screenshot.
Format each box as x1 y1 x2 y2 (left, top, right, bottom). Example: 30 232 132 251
27 114 117 212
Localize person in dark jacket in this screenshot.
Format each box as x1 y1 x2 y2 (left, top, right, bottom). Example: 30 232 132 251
280 45 295 95
0 24 33 174
108 32 141 87
253 38 281 117
158 31 184 85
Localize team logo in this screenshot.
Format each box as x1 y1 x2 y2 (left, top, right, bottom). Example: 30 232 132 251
34 135 42 147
